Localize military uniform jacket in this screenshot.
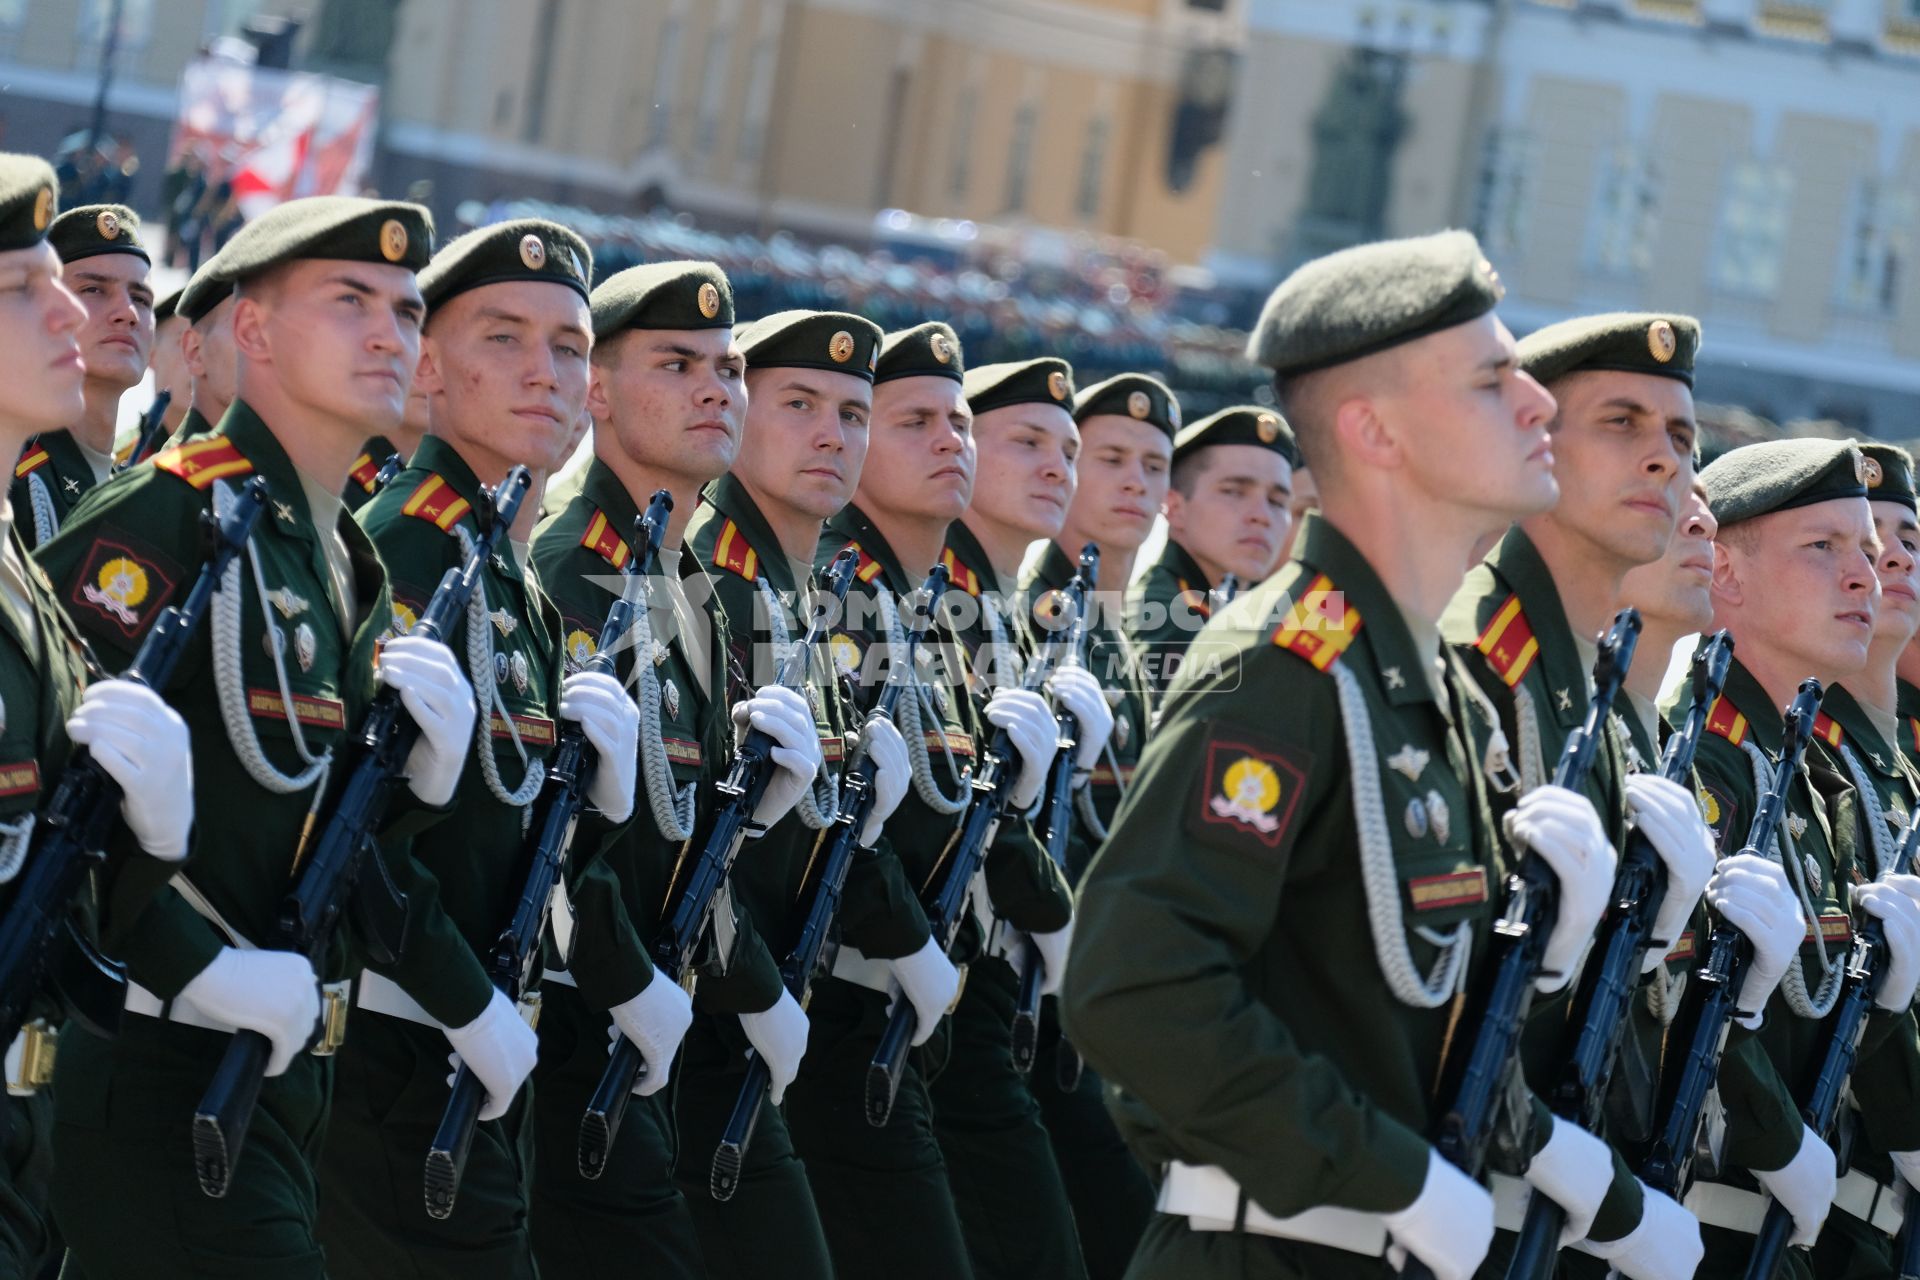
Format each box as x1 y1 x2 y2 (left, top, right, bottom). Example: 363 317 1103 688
1019 539 1150 875
1125 537 1217 710
1672 658 1900 1178
685 474 880 974
12 431 98 553
1898 679 1920 776
533 460 780 1015
168 406 215 446
342 435 397 515
35 402 395 999
358 435 567 1029
1061 515 1638 1228
819 505 1069 962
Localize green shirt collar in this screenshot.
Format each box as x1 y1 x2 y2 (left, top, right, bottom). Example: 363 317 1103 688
1294 513 1441 710
824 501 912 593
942 518 1003 595
1822 683 1900 777
215 399 343 545
702 472 802 595
577 457 644 556
1483 525 1589 728
1157 538 1212 593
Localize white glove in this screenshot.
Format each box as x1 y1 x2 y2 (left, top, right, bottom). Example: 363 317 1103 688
443 987 539 1122
65 679 194 861
1753 1123 1835 1248
739 989 810 1105
1524 1115 1615 1245
378 634 477 807
887 936 960 1047
609 972 694 1097
175 947 319 1077
1569 1181 1703 1280
559 670 639 823
732 685 822 829
1890 1148 1920 1195
1031 919 1073 998
984 688 1055 811
1624 774 1717 972
1854 877 1920 1011
1045 665 1113 772
856 714 909 848
1505 785 1616 992
1705 854 1803 1020
1380 1151 1494 1280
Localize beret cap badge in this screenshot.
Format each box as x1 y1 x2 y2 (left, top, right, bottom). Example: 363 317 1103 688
96 209 119 240
1648 319 1676 364
1257 413 1280 443
379 219 408 263
1865 456 1885 488
1127 390 1151 420
519 234 546 270
698 282 720 320
1858 452 1872 485
32 188 51 232
929 332 952 365
829 331 855 364
1047 371 1068 401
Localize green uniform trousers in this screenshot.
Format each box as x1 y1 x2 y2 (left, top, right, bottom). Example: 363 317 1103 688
528 983 704 1279
1123 1215 1403 1279
1808 1205 1896 1279
926 954 1088 1280
52 1018 330 1279
783 977 975 1280
316 1009 535 1280
1697 1220 1814 1280
1031 997 1155 1280
674 1012 835 1280
0 1082 55 1277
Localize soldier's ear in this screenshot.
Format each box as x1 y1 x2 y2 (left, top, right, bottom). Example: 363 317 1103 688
586 360 614 425
1710 538 1742 608
1162 486 1188 537
229 295 272 365
181 323 206 380
411 336 445 397
1334 393 1398 472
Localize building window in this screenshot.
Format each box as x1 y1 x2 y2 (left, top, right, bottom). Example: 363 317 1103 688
77 0 153 48
647 15 684 149
1712 159 1794 297
949 87 977 201
736 28 779 168
1835 175 1915 314
694 24 732 157
521 0 562 145
1076 117 1109 220
1473 125 1535 255
1003 102 1037 215
1629 0 1704 21
1586 144 1661 278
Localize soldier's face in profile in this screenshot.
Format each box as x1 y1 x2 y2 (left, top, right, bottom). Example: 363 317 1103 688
182 295 238 421
861 374 975 521
1869 499 1920 643
966 402 1077 541
1280 465 1316 560
148 314 189 421
1165 444 1293 583
736 365 870 521
0 241 84 438
1541 369 1695 570
418 279 591 479
1619 483 1716 634
1714 498 1879 681
589 326 744 487
67 252 153 392
1060 415 1169 554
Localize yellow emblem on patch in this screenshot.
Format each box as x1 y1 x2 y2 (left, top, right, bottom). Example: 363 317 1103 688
519 234 546 270
830 633 862 677
31 188 51 231
565 628 597 668
84 556 148 625
389 600 419 636
379 219 408 263
1698 789 1721 826
828 331 855 364
698 281 720 319
1648 319 1677 364
1208 756 1281 835
1047 370 1068 401
1127 390 1151 420
96 209 119 241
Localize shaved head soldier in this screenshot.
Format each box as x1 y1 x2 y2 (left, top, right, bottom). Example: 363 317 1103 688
166 257 237 445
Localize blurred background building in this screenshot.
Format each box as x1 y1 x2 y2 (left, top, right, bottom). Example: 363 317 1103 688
0 0 1916 439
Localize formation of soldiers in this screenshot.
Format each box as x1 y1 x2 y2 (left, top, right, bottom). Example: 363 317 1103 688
0 143 1916 1280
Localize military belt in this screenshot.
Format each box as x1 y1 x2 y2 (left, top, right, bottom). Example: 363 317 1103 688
355 969 445 1030
5 1019 56 1095
1684 1182 1768 1234
1833 1168 1906 1237
1156 1161 1390 1255
829 945 897 996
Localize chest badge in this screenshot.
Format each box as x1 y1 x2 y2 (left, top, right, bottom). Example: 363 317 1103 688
932 683 949 716
494 652 509 685
1207 756 1282 835
650 638 670 668
510 650 530 695
1386 745 1429 781
662 677 681 720
490 609 519 640
1114 713 1131 750
1404 797 1430 840
268 587 309 620
294 623 316 673
1426 790 1451 844
806 684 824 721
1803 850 1821 888
1787 814 1809 841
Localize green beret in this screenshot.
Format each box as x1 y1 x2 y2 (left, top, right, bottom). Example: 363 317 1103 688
590 260 733 340
153 286 182 325
0 154 57 253
420 218 592 313
1172 405 1298 468
875 321 963 384
1860 442 1917 514
214 196 433 284
177 258 234 325
738 310 883 382
49 204 147 265
1702 438 1868 527
1073 372 1180 438
1249 229 1504 378
1518 312 1702 388
963 358 1074 416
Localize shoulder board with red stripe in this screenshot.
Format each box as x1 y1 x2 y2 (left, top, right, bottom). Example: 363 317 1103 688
1474 595 1538 688
712 518 759 581
1176 579 1211 619
348 451 381 495
12 442 48 479
400 474 472 533
1270 573 1361 672
843 542 886 585
1812 712 1843 749
1704 697 1748 748
579 508 631 570
939 547 979 597
151 436 254 490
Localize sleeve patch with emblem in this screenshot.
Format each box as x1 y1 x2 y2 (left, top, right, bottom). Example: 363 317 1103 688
67 535 182 641
1187 726 1310 852
1698 783 1737 849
